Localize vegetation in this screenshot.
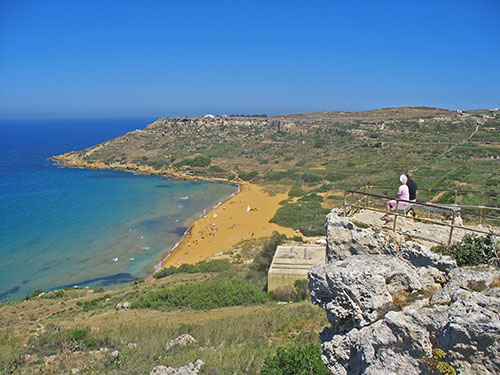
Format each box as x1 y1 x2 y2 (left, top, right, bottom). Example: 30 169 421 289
261 343 329 375
132 278 270 311
271 279 310 302
153 259 232 279
420 348 456 375
433 234 499 266
27 328 101 357
247 232 287 286
270 195 329 236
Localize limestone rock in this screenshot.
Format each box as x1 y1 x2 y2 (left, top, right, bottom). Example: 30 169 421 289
311 213 500 375
309 255 426 334
325 213 393 260
150 359 204 375
325 212 456 272
115 301 130 311
166 334 198 351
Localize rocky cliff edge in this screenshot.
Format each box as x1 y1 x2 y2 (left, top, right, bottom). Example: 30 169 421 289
309 211 500 375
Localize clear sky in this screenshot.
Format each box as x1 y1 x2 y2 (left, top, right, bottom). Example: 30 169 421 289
0 0 499 118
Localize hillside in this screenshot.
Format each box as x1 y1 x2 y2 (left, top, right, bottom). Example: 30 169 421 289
51 107 500 191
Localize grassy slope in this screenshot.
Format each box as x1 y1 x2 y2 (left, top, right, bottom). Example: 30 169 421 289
5 108 500 373
1 247 327 374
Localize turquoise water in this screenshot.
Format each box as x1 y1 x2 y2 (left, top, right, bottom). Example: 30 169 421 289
0 118 237 301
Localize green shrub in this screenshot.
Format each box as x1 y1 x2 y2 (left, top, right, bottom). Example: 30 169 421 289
433 234 499 266
261 343 329 375
23 289 46 301
271 279 309 302
174 156 211 168
238 170 259 181
248 232 287 284
28 328 101 357
189 156 211 167
420 348 456 375
300 173 322 183
297 193 323 203
207 165 224 173
77 295 110 311
288 185 306 198
270 200 328 236
132 279 269 311
153 260 232 279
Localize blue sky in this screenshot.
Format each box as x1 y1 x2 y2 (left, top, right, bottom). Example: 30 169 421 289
0 0 499 118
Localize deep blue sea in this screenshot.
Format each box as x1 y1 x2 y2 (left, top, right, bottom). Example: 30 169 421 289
0 118 237 301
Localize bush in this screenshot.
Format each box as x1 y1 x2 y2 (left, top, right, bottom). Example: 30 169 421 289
433 234 499 266
261 343 329 375
300 173 322 183
28 328 101 357
174 156 211 168
132 279 270 311
23 289 46 301
271 280 309 302
248 232 287 284
238 170 259 181
288 185 306 198
207 165 224 173
270 200 329 236
153 260 232 279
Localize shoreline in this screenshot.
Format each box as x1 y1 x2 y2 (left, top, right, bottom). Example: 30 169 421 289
149 184 241 278
158 183 299 269
50 156 297 279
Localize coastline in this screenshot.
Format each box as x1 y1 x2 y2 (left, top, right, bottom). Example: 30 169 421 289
156 183 299 270
149 184 242 277
50 156 298 279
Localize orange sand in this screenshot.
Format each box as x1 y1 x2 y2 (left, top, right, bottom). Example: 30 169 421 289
161 183 299 267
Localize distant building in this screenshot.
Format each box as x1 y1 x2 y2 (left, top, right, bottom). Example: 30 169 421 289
267 244 326 292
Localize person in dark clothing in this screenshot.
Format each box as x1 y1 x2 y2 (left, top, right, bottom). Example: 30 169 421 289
406 172 417 202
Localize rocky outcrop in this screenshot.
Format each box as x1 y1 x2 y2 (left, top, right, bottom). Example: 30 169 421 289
150 359 204 375
310 213 500 375
165 334 198 351
324 212 456 273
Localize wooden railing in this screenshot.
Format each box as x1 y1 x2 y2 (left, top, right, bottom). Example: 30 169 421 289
343 187 499 245
359 185 500 225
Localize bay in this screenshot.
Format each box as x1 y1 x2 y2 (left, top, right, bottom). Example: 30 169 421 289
0 118 236 301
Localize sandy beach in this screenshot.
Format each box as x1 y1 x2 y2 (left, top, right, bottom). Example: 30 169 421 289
160 183 299 268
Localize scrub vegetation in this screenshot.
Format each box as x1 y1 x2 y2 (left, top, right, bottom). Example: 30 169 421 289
0 234 327 375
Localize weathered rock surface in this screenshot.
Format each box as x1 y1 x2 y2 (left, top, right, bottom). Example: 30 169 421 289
165 334 198 351
325 212 456 272
309 255 430 333
150 359 204 375
310 213 500 375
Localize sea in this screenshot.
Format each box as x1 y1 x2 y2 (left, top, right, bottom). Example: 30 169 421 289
0 118 237 301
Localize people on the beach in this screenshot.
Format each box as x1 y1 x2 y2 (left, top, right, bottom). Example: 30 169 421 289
406 172 417 202
381 174 409 221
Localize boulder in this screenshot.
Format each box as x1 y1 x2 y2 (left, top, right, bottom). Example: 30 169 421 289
166 334 198 351
150 359 204 375
309 255 428 334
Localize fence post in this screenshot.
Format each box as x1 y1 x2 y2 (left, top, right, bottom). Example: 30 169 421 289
351 191 354 215
480 192 484 225
343 191 347 217
393 201 399 234
448 212 455 245
367 184 371 207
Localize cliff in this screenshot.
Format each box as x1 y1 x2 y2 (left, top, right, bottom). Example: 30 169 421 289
309 212 500 374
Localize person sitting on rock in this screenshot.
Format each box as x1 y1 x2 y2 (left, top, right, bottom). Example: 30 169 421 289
406 172 417 202
381 174 409 221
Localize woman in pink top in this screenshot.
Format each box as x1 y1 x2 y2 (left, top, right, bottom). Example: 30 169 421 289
381 174 410 221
